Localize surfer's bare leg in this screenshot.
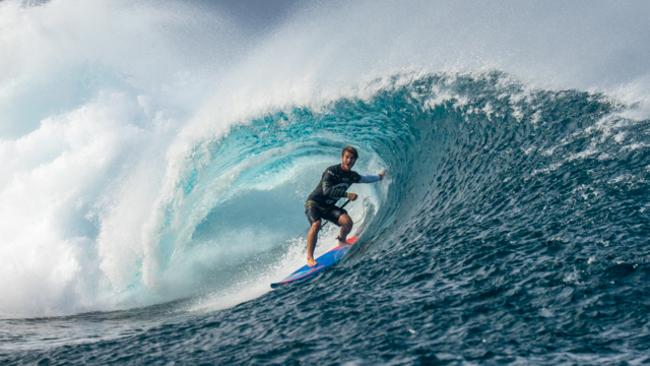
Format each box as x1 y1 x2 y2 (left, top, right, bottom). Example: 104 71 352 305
306 220 321 267
337 214 353 245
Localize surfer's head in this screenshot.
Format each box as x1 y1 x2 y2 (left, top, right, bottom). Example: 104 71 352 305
341 146 358 171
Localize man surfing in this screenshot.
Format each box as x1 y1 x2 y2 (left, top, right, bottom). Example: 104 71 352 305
304 146 385 267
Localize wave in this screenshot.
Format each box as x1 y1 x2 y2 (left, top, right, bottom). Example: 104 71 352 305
1 0 649 319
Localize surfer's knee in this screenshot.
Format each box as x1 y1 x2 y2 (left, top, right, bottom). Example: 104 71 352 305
339 214 352 228
310 220 322 231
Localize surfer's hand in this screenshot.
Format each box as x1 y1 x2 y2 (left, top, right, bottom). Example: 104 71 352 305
347 192 358 201
378 170 386 180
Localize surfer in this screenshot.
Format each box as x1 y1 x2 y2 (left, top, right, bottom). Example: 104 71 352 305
304 146 385 267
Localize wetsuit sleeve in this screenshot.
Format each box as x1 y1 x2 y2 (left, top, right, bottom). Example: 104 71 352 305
322 169 348 198
359 174 381 183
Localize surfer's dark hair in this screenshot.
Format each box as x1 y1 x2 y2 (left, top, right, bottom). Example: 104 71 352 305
341 146 358 159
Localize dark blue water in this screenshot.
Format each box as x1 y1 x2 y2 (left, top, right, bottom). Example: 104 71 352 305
2 72 649 365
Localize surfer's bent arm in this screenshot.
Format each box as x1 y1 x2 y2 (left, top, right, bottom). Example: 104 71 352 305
322 170 348 198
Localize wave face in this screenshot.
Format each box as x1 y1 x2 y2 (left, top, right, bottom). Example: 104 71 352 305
1 0 650 364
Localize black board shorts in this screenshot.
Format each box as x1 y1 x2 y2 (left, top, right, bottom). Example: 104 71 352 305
305 200 347 226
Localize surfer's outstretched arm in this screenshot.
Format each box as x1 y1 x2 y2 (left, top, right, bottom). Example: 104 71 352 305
358 170 385 183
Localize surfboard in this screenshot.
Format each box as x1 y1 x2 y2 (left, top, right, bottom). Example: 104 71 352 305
270 236 359 288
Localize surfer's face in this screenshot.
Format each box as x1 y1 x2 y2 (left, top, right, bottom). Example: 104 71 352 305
341 151 357 171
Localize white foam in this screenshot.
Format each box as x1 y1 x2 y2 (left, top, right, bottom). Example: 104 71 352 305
0 0 243 317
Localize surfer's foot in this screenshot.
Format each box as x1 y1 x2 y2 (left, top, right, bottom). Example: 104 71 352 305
337 235 348 246
307 257 317 267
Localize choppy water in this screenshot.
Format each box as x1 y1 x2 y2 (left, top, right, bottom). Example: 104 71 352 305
1 0 649 364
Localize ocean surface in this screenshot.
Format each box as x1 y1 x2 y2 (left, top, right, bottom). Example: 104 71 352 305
1 1 649 364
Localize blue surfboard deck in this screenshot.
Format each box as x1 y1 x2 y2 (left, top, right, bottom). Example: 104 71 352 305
270 236 358 288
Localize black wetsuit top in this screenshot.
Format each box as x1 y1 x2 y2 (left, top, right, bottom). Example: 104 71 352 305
306 164 361 206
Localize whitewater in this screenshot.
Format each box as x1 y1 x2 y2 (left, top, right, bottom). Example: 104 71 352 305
1 0 649 364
